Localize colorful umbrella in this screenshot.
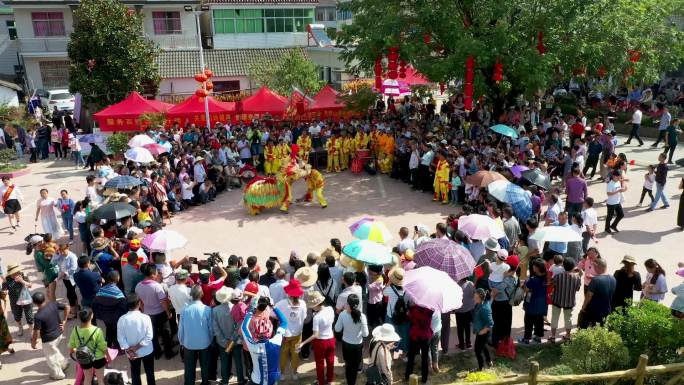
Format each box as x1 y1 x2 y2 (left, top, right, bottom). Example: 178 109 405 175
128 134 155 148
529 226 582 243
465 170 507 187
487 180 533 221
348 217 375 234
79 133 104 143
342 240 394 265
352 220 393 244
142 229 188 252
143 143 168 156
414 238 476 282
92 202 137 221
404 266 464 313
124 147 155 164
509 164 529 178
489 124 519 138
457 214 506 240
521 169 551 190
104 175 143 190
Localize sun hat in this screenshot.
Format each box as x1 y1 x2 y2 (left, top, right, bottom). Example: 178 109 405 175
496 249 509 261
621 255 637 265
484 237 501 252
283 278 304 298
305 291 326 308
245 281 259 295
215 286 233 304
372 323 401 342
6 264 21 276
175 269 189 280
29 235 44 245
388 267 405 287
230 288 243 301
293 266 317 288
91 238 110 250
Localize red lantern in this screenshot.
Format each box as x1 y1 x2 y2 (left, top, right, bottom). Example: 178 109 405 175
492 62 503 83
423 34 431 45
387 47 399 62
399 60 407 79
205 81 214 91
374 57 382 76
439 82 446 95
195 88 208 98
296 101 305 115
387 47 399 80
375 76 382 91
194 73 208 83
464 56 475 111
597 66 607 78
628 50 641 63
204 68 213 78
536 31 546 55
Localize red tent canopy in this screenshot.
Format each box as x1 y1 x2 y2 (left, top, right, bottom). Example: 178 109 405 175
93 92 174 132
239 86 288 117
308 85 345 112
166 94 235 126
402 66 431 85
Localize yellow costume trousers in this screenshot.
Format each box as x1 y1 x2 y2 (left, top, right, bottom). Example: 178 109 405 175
327 153 340 172
340 151 350 170
433 179 449 203
306 187 328 207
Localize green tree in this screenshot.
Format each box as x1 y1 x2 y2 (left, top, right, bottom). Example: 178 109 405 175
338 0 684 99
68 0 160 108
248 50 324 96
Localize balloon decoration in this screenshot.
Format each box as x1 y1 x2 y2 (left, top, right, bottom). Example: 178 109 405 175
536 31 546 55
492 61 503 83
399 60 407 79
374 56 383 90
464 56 475 111
387 47 399 80
194 67 213 98
628 50 641 63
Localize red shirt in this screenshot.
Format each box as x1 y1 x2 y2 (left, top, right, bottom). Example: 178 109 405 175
201 280 224 306
408 305 434 341
571 122 585 136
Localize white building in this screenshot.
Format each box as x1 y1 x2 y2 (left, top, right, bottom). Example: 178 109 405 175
0 4 18 78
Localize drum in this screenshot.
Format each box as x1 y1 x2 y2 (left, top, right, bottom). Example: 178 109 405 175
351 158 363 173
356 149 371 166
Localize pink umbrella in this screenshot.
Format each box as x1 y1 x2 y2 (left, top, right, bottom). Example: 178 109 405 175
457 214 506 241
142 143 168 156
509 164 529 178
142 229 187 252
414 238 475 281
404 266 463 313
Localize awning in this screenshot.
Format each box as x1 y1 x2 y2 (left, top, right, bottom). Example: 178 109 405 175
166 94 235 126
93 92 174 132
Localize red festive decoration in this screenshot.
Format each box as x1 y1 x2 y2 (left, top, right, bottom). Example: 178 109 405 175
492 62 503 83
423 34 431 44
439 82 446 95
204 68 213 78
628 50 641 63
536 31 546 55
597 66 607 78
374 56 383 90
464 56 475 111
205 81 214 91
387 47 399 80
399 60 407 79
194 73 208 83
195 88 209 98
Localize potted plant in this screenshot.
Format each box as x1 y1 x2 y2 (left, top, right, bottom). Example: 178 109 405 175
106 132 129 160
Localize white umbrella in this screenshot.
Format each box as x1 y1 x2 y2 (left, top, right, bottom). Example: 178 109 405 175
529 226 582 243
142 229 188 252
457 214 506 241
487 179 512 202
404 266 463 313
128 134 155 148
124 147 155 163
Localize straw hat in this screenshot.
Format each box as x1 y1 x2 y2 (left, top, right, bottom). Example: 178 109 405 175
91 238 110 250
388 267 404 287
621 255 637 265
484 237 501 252
294 266 317 288
6 264 21 276
372 323 401 342
305 291 326 308
320 247 340 261
283 278 304 298
215 286 233 304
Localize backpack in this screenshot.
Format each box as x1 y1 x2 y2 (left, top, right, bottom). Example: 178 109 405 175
72 327 99 365
506 278 525 307
390 285 408 324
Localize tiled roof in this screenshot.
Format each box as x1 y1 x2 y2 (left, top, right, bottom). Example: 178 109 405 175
155 47 308 78
206 0 318 4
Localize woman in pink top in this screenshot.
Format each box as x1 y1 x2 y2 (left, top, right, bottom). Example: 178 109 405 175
576 247 601 292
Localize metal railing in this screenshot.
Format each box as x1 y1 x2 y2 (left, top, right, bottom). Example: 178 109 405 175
145 33 199 49
17 37 69 53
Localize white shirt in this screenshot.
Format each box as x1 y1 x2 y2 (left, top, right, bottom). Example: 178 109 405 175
488 262 510 283
397 237 416 254
275 298 307 337
631 109 642 125
117 310 154 358
0 184 23 201
312 305 335 339
383 284 404 319
168 283 192 315
643 173 655 190
336 285 362 311
409 150 420 169
269 279 288 305
193 163 207 183
86 185 100 204
420 150 434 166
606 180 622 205
581 208 598 231
181 181 194 200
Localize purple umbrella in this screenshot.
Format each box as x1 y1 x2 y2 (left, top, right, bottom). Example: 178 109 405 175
414 238 476 281
509 164 529 178
348 217 375 234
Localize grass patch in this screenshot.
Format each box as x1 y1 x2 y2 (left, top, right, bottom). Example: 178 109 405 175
0 163 26 173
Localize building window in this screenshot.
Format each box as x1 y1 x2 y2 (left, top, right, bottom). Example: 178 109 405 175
152 11 182 34
6 20 17 40
213 80 241 93
213 8 314 34
39 60 70 89
31 12 65 37
337 9 352 21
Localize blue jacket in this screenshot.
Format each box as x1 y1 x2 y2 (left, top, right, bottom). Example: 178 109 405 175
472 301 493 333
242 305 288 385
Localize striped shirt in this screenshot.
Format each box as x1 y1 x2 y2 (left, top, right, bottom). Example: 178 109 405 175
551 272 581 309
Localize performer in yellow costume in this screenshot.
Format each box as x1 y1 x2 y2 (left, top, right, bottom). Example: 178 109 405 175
326 132 341 172
377 131 395 174
433 152 450 203
340 132 354 171
297 163 328 208
355 130 369 151
277 139 291 168
263 139 277 175
296 131 312 164
369 127 381 158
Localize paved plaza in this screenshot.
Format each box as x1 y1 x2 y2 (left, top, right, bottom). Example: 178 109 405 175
0 136 682 384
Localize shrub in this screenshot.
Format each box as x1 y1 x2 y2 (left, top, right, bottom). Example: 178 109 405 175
561 327 629 374
106 132 129 156
0 148 16 167
463 370 498 383
543 364 574 385
605 300 684 365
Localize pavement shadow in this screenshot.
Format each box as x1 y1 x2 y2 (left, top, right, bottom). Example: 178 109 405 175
609 228 681 245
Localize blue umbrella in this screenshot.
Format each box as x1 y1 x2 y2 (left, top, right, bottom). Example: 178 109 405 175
342 239 394 265
489 124 519 139
104 175 143 190
487 180 532 221
79 133 103 143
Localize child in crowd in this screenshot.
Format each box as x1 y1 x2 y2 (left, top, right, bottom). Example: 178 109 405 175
638 165 655 207
450 170 462 206
550 255 565 277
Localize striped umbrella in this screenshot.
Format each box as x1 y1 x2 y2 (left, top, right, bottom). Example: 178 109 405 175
414 238 475 281
342 240 394 265
348 217 375 234
104 175 143 190
487 180 533 221
351 220 393 244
